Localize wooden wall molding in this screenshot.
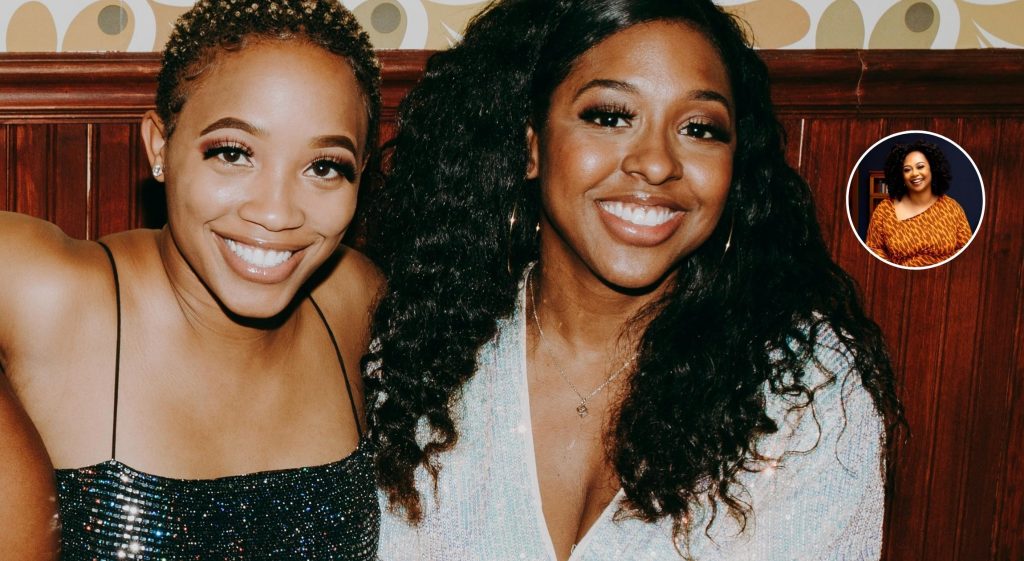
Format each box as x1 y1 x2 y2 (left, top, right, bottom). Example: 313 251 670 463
761 50 1024 115
0 53 159 121
0 50 435 122
2 50 1023 121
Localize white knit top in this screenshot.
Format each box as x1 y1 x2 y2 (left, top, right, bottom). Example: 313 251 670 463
377 285 885 561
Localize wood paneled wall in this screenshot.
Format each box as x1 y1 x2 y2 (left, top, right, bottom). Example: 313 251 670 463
2 50 1022 560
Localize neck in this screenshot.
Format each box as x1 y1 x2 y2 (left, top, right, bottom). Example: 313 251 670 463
904 189 937 207
529 253 668 358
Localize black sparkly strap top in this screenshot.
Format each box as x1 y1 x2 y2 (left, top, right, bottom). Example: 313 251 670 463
55 242 379 560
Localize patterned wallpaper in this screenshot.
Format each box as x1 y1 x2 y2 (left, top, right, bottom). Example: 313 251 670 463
0 0 1022 52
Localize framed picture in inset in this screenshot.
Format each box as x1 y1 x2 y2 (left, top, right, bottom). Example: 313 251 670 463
845 130 985 270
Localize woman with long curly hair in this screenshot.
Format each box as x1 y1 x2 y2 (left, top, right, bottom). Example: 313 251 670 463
366 0 902 559
0 1 383 558
866 140 972 267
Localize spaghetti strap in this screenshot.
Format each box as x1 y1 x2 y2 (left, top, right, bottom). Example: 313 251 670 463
96 241 122 460
309 296 364 437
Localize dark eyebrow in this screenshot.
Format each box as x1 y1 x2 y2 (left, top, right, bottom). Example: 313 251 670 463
311 135 358 154
573 79 733 113
573 79 639 101
690 88 732 111
199 119 359 155
200 117 265 137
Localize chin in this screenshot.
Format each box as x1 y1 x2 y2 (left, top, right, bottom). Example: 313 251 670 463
226 304 299 327
596 259 680 294
216 286 304 323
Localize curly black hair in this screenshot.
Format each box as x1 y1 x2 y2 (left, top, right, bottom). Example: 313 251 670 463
156 0 381 148
883 139 953 200
364 0 903 540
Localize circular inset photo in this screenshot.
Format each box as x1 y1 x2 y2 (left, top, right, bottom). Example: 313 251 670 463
846 130 984 270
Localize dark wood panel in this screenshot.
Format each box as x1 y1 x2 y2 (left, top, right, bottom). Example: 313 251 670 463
1 127 9 209
51 124 89 239
942 117 1004 561
92 123 139 237
999 235 1024 561
10 124 50 218
962 117 1024 561
925 231 983 561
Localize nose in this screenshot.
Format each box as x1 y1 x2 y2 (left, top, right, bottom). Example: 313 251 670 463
237 171 305 232
621 128 683 185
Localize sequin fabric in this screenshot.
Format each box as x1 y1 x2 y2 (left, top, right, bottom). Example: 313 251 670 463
378 276 886 560
56 438 378 560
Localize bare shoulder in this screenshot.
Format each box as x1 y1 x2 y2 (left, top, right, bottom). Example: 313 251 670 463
0 213 112 351
0 211 81 268
0 212 121 282
0 216 158 383
308 246 383 363
311 245 384 319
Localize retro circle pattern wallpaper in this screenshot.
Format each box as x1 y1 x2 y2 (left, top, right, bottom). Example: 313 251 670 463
1 0 1022 52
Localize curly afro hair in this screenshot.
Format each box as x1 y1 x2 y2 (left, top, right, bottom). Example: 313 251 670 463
883 140 953 200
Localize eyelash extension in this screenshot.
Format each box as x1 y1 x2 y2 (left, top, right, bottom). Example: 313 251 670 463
578 102 636 125
309 154 357 183
681 119 732 142
201 139 253 161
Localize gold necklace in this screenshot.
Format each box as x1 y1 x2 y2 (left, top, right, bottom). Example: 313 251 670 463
527 269 635 418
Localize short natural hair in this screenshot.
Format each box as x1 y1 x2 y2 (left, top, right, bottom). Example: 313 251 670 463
156 0 381 147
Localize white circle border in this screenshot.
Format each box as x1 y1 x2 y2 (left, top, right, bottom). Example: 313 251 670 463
844 129 987 271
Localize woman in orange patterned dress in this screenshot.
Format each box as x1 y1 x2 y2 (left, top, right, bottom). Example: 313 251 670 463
866 140 972 267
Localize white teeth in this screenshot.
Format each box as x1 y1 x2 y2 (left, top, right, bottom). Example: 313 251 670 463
225 238 293 268
599 201 678 227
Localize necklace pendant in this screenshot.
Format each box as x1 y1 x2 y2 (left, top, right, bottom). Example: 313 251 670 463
576 403 589 418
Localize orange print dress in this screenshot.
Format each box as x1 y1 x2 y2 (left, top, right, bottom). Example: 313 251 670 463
865 195 972 267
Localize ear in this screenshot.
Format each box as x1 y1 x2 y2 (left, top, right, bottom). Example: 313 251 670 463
141 111 168 183
525 122 540 180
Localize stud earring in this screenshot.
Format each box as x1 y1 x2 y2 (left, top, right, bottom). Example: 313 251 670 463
152 163 163 177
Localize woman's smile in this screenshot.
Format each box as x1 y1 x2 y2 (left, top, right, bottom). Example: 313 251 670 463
216 233 308 283
596 197 685 246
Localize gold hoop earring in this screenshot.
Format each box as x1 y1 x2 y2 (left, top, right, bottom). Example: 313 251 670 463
723 213 735 258
509 202 519 236
507 202 519 275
